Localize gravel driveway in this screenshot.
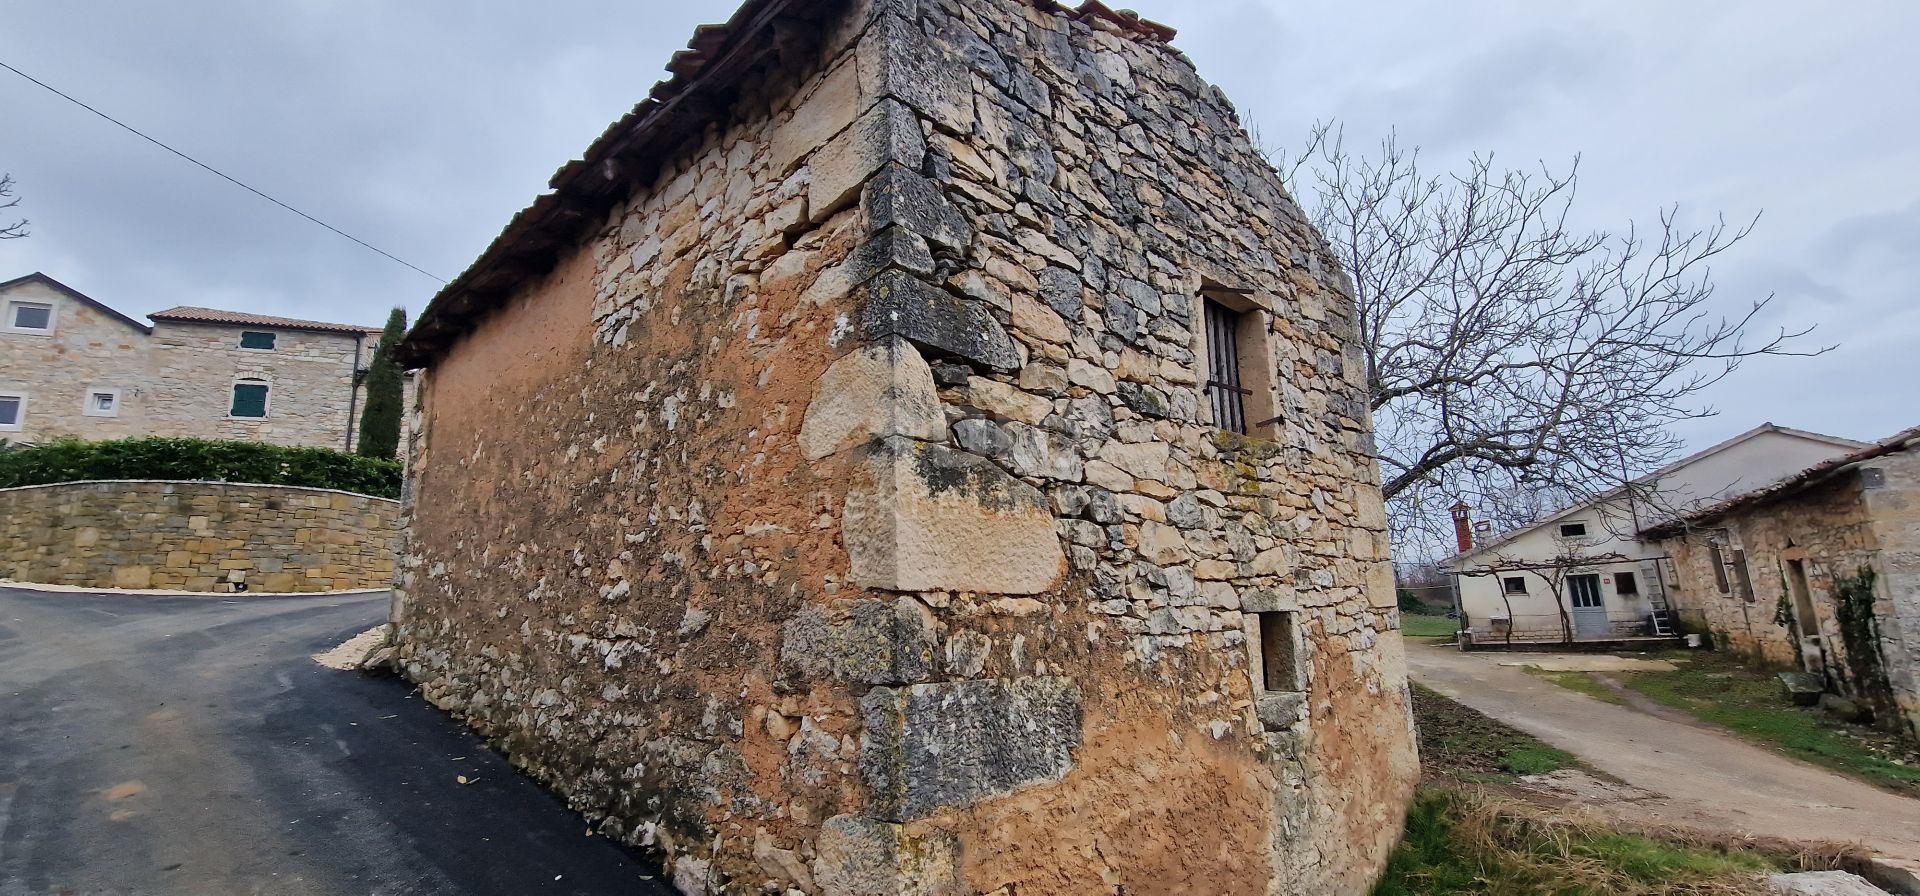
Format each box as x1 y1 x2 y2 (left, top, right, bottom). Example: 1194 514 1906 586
1408 640 1920 862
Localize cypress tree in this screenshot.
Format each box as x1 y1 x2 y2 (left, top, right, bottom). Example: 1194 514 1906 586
356 307 407 460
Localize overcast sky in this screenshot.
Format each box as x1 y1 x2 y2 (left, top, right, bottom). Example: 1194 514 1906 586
4 1 1916 454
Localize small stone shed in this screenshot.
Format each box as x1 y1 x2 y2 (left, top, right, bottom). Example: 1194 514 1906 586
1644 425 1920 741
389 1 1418 893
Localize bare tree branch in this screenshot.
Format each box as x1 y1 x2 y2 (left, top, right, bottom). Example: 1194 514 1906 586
0 174 26 240
1274 122 1830 555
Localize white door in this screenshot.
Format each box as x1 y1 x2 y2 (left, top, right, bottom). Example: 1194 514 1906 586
1568 574 1609 639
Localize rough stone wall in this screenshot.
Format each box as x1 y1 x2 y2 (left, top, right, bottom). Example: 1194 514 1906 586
1861 449 1920 738
0 480 397 591
0 279 150 443
1660 456 1920 738
145 321 364 450
1663 479 1875 670
393 1 1416 894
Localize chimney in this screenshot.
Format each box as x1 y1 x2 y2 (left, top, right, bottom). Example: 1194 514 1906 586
1450 500 1474 553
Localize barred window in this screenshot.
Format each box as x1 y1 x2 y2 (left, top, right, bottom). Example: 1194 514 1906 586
1203 298 1249 434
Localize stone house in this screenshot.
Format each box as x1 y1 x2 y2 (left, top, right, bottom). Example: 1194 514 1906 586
0 272 395 451
1643 426 1920 741
1448 424 1861 645
389 1 1417 894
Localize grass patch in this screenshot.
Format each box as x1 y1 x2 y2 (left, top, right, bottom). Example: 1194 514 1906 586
1412 684 1581 783
1610 656 1920 796
1526 668 1630 706
1402 613 1460 640
1373 787 1785 896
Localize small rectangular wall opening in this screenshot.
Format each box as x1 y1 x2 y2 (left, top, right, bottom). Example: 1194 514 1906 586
1257 610 1301 692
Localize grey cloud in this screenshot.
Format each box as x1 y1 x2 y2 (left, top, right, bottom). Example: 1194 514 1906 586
3 0 1916 452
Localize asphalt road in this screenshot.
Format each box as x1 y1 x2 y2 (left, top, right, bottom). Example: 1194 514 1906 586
0 586 672 896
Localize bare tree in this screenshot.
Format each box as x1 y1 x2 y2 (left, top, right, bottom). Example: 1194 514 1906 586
0 174 25 240
1276 123 1826 554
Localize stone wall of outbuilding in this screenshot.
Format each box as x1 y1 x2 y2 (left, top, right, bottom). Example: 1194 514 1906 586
1658 448 1920 740
392 1 1417 893
0 480 398 592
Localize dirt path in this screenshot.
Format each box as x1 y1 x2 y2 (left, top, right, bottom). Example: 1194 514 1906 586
1407 641 1920 860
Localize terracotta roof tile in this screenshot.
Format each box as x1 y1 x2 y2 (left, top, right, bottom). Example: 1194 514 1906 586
148 306 379 335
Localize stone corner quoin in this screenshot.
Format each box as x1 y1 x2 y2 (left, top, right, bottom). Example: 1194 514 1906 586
387 1 1418 894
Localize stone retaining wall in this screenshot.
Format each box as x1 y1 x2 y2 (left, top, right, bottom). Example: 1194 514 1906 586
0 480 398 592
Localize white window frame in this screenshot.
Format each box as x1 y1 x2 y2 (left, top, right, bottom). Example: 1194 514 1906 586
238 330 278 351
1557 521 1590 539
0 391 26 431
82 386 122 417
4 300 55 336
228 377 273 420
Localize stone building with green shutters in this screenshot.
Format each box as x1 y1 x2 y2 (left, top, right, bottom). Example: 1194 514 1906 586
0 271 389 450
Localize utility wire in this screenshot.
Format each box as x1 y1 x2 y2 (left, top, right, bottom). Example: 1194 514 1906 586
0 59 445 284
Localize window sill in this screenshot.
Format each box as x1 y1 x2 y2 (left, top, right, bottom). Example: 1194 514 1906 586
2 328 53 337
1255 692 1308 729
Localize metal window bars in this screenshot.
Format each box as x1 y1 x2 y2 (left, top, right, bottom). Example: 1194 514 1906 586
1203 298 1249 434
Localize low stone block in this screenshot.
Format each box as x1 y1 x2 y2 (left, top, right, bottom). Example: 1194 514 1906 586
811 815 962 896
842 437 1064 595
1765 871 1894 896
859 677 1081 821
111 565 152 589
780 597 934 685
859 272 1017 372
799 337 947 460
811 99 925 223
857 13 974 135
862 164 972 252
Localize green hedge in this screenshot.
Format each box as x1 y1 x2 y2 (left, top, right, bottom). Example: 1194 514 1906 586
0 437 402 499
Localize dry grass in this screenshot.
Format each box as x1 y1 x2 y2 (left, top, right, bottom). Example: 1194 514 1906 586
1373 786 1823 896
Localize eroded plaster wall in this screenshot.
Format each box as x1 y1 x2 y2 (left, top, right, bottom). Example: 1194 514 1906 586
393 1 1416 893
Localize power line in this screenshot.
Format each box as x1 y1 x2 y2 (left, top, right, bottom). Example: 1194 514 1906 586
0 59 445 284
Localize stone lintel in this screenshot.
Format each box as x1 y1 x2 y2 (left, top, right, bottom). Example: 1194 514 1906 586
1241 588 1298 614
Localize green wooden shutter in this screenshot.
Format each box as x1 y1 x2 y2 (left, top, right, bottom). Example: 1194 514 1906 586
230 382 269 418
239 331 277 350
